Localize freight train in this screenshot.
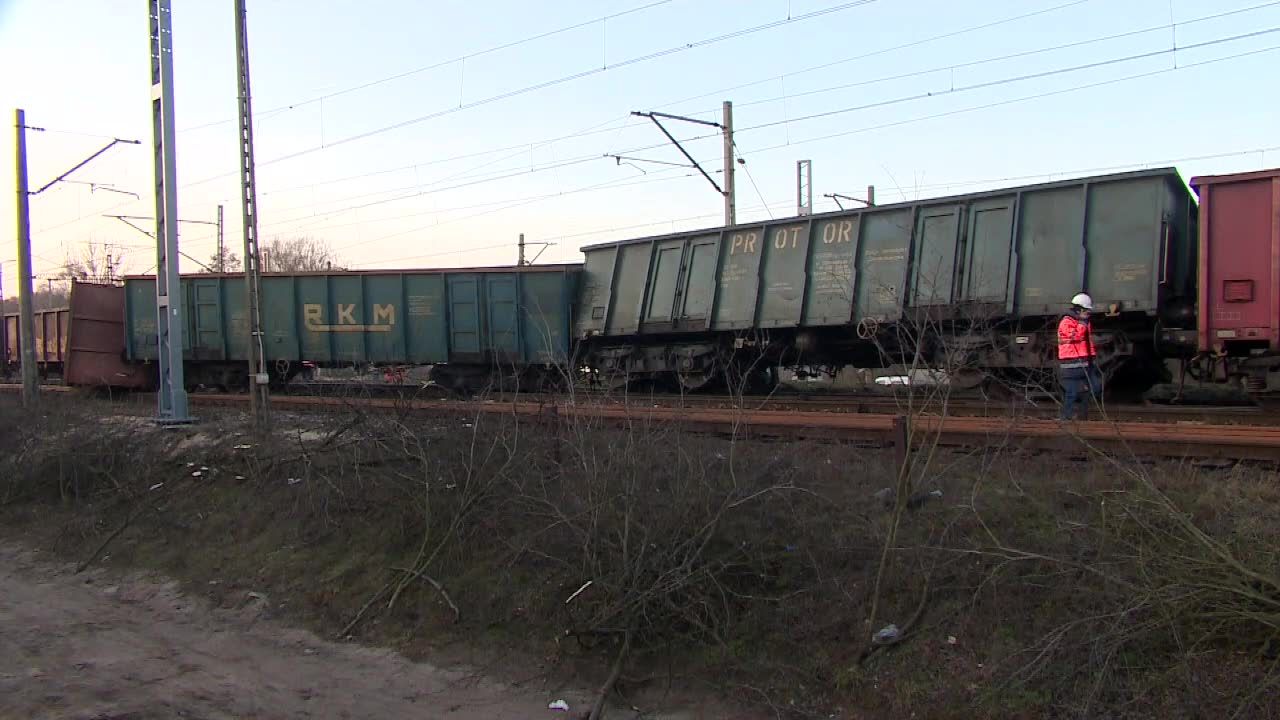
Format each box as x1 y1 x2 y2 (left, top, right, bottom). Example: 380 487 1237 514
6 165 1279 398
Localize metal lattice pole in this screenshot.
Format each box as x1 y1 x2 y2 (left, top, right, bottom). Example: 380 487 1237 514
797 159 812 216
148 0 190 424
236 0 269 427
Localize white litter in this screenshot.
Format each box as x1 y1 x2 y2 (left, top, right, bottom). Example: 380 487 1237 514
564 580 593 605
232 444 253 450
873 624 900 644
191 471 203 478
548 700 570 712
287 477 303 486
149 482 164 491
234 475 246 481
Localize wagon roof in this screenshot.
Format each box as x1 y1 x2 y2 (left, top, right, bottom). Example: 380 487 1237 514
123 262 582 281
1189 166 1280 190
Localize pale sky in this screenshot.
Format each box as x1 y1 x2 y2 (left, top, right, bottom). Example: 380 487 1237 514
1 0 1277 292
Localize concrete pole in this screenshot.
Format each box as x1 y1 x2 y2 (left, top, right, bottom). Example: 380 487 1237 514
14 108 38 406
722 100 735 226
236 0 270 427
0 261 6 371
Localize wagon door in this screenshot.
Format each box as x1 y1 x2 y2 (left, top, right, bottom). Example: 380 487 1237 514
677 235 719 329
189 278 225 360
485 273 521 363
911 205 962 308
447 274 483 362
643 238 686 328
959 196 1015 307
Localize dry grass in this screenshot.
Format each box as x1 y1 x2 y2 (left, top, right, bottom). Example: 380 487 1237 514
1 392 1277 719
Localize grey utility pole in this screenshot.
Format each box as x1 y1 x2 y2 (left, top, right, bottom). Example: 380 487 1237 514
722 101 735 226
629 100 737 227
149 0 191 423
235 0 269 427
518 233 525 266
0 262 6 373
13 109 37 406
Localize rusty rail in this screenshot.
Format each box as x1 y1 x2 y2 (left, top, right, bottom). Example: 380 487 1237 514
4 384 1279 460
193 392 1280 461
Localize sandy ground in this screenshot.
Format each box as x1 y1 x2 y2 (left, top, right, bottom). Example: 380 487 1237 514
0 543 717 720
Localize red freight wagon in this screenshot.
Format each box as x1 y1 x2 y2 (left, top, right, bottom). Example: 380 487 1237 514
1190 167 1280 388
3 307 69 374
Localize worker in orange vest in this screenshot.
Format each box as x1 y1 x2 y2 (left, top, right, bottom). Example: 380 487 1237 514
1058 293 1101 420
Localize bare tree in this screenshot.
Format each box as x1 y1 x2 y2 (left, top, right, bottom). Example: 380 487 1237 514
61 242 122 285
262 236 339 272
208 247 242 273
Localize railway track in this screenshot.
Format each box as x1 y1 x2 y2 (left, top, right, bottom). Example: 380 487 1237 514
284 381 1274 425
6 383 1280 462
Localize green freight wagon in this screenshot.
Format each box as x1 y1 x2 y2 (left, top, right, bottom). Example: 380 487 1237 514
574 168 1196 388
124 265 581 391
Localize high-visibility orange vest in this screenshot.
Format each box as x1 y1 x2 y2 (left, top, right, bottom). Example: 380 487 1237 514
1057 314 1094 364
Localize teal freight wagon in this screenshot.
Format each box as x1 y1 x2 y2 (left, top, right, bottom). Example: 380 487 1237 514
124 265 581 391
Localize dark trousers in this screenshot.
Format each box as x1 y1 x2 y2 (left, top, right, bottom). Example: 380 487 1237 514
1060 364 1102 420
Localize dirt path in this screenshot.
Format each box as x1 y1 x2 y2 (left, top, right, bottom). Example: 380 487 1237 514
0 544 710 720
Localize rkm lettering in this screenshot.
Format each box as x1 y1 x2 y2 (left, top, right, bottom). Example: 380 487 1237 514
729 232 758 255
303 303 396 333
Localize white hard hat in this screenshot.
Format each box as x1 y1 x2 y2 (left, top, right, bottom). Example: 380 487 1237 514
1071 293 1094 310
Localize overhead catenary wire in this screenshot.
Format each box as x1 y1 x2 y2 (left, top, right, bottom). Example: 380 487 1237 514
653 0 1098 111
500 143 1280 252
257 23 1278 236
267 172 697 239
736 26 1280 135
344 137 1280 269
732 140 773 220
15 0 1197 238
357 197 801 268
26 0 1279 270
265 116 654 229
260 116 643 198
254 1 1280 230
258 125 727 233
729 43 1280 158
177 0 682 133
353 133 1280 268
252 0 1119 205
181 0 879 189
329 165 703 255
33 35 1276 259
712 0 1280 116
